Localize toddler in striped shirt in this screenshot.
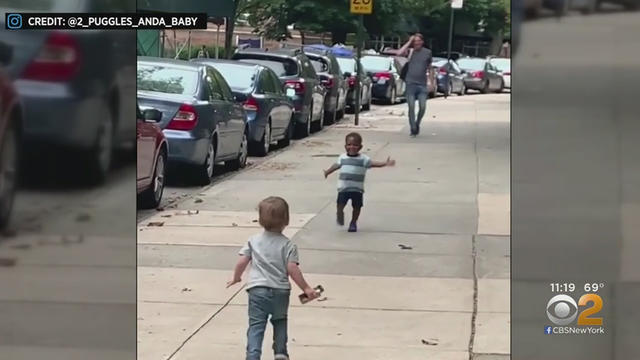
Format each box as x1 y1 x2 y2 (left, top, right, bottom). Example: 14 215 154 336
323 132 395 232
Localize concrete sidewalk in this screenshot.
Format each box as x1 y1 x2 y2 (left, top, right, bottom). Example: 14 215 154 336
137 94 510 359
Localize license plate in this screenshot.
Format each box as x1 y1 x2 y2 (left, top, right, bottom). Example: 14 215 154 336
285 88 296 97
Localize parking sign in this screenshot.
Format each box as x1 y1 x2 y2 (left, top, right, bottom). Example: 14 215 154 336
350 0 373 14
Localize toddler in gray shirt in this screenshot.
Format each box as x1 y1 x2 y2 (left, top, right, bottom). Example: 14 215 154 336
227 196 317 360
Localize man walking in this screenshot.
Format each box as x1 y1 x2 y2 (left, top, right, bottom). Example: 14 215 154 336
391 33 432 136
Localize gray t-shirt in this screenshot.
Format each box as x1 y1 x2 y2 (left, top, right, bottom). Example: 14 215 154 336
239 231 299 290
405 47 432 85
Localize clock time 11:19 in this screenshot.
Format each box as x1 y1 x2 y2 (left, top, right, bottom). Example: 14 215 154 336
550 283 575 292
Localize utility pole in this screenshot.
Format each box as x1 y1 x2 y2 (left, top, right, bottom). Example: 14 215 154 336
354 14 363 126
448 0 463 59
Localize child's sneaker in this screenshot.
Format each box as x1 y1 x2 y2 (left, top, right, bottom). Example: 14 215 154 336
348 223 357 232
337 210 344 226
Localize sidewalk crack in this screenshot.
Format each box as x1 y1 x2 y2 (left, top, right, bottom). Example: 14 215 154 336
165 284 246 360
468 235 479 360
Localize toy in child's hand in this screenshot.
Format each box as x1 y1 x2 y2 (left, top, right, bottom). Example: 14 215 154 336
299 285 324 304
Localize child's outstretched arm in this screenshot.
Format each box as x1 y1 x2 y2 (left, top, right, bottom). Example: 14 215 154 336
371 156 396 168
226 255 250 288
287 262 318 299
323 163 341 178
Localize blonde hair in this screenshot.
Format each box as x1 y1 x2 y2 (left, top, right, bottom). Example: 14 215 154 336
258 196 290 232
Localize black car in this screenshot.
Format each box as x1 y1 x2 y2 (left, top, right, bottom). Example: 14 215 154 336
457 57 505 94
232 48 325 138
433 57 467 96
304 48 348 124
137 57 248 185
192 59 294 156
335 56 372 112
434 52 468 61
0 0 136 184
361 55 405 105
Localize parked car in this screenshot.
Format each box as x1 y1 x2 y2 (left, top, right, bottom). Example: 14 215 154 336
457 57 505 94
192 59 294 156
137 57 248 185
361 55 406 104
433 57 467 96
0 41 21 229
427 64 438 98
0 1 136 184
304 48 349 124
232 48 325 137
335 56 372 112
488 57 510 89
434 51 468 61
137 104 168 209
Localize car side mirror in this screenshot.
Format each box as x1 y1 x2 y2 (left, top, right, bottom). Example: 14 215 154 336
143 109 162 122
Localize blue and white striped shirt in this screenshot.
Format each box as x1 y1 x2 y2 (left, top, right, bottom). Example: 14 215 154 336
336 153 372 193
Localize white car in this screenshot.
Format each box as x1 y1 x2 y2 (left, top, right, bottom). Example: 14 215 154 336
489 57 510 89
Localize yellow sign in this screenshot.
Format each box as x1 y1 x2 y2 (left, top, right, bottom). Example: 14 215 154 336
350 0 372 14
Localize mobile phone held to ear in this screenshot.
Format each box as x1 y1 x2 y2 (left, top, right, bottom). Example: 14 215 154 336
299 285 324 304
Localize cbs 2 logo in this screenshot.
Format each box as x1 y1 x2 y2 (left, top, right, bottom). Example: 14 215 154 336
546 294 603 326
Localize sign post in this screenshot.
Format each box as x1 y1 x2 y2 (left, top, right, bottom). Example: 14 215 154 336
448 0 462 60
350 0 372 126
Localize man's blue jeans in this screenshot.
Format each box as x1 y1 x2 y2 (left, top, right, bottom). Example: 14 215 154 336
406 83 428 134
246 287 291 360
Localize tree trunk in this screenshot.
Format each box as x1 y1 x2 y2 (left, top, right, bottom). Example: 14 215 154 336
224 17 235 59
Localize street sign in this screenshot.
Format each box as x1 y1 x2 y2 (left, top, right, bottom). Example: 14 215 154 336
350 0 373 14
451 0 463 9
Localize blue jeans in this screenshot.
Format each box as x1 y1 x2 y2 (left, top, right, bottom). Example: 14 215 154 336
406 83 428 134
247 287 291 360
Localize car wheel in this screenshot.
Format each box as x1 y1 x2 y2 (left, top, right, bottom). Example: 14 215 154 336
139 149 166 209
84 114 114 185
252 121 271 157
447 80 453 97
313 105 325 132
194 138 216 185
325 100 338 125
228 130 249 169
295 108 311 138
458 83 466 96
0 123 18 229
481 80 490 94
388 87 396 105
495 79 505 93
362 89 371 110
278 115 294 148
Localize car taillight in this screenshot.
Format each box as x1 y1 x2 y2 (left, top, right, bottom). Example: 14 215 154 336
167 104 198 131
348 76 356 87
285 80 306 94
321 77 334 88
372 72 391 82
21 32 81 82
439 67 448 74
472 71 484 78
243 96 259 111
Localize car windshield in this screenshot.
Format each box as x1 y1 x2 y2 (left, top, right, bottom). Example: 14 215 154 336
209 63 256 91
237 57 298 77
336 57 356 74
491 58 510 72
360 56 392 72
137 64 199 95
457 58 485 71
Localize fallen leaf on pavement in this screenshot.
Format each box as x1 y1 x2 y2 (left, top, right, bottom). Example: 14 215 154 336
232 223 238 227
76 213 91 222
181 287 192 292
252 219 258 223
398 244 413 250
147 222 164 227
161 215 172 218
317 297 328 302
195 199 204 203
421 339 438 346
0 258 17 267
